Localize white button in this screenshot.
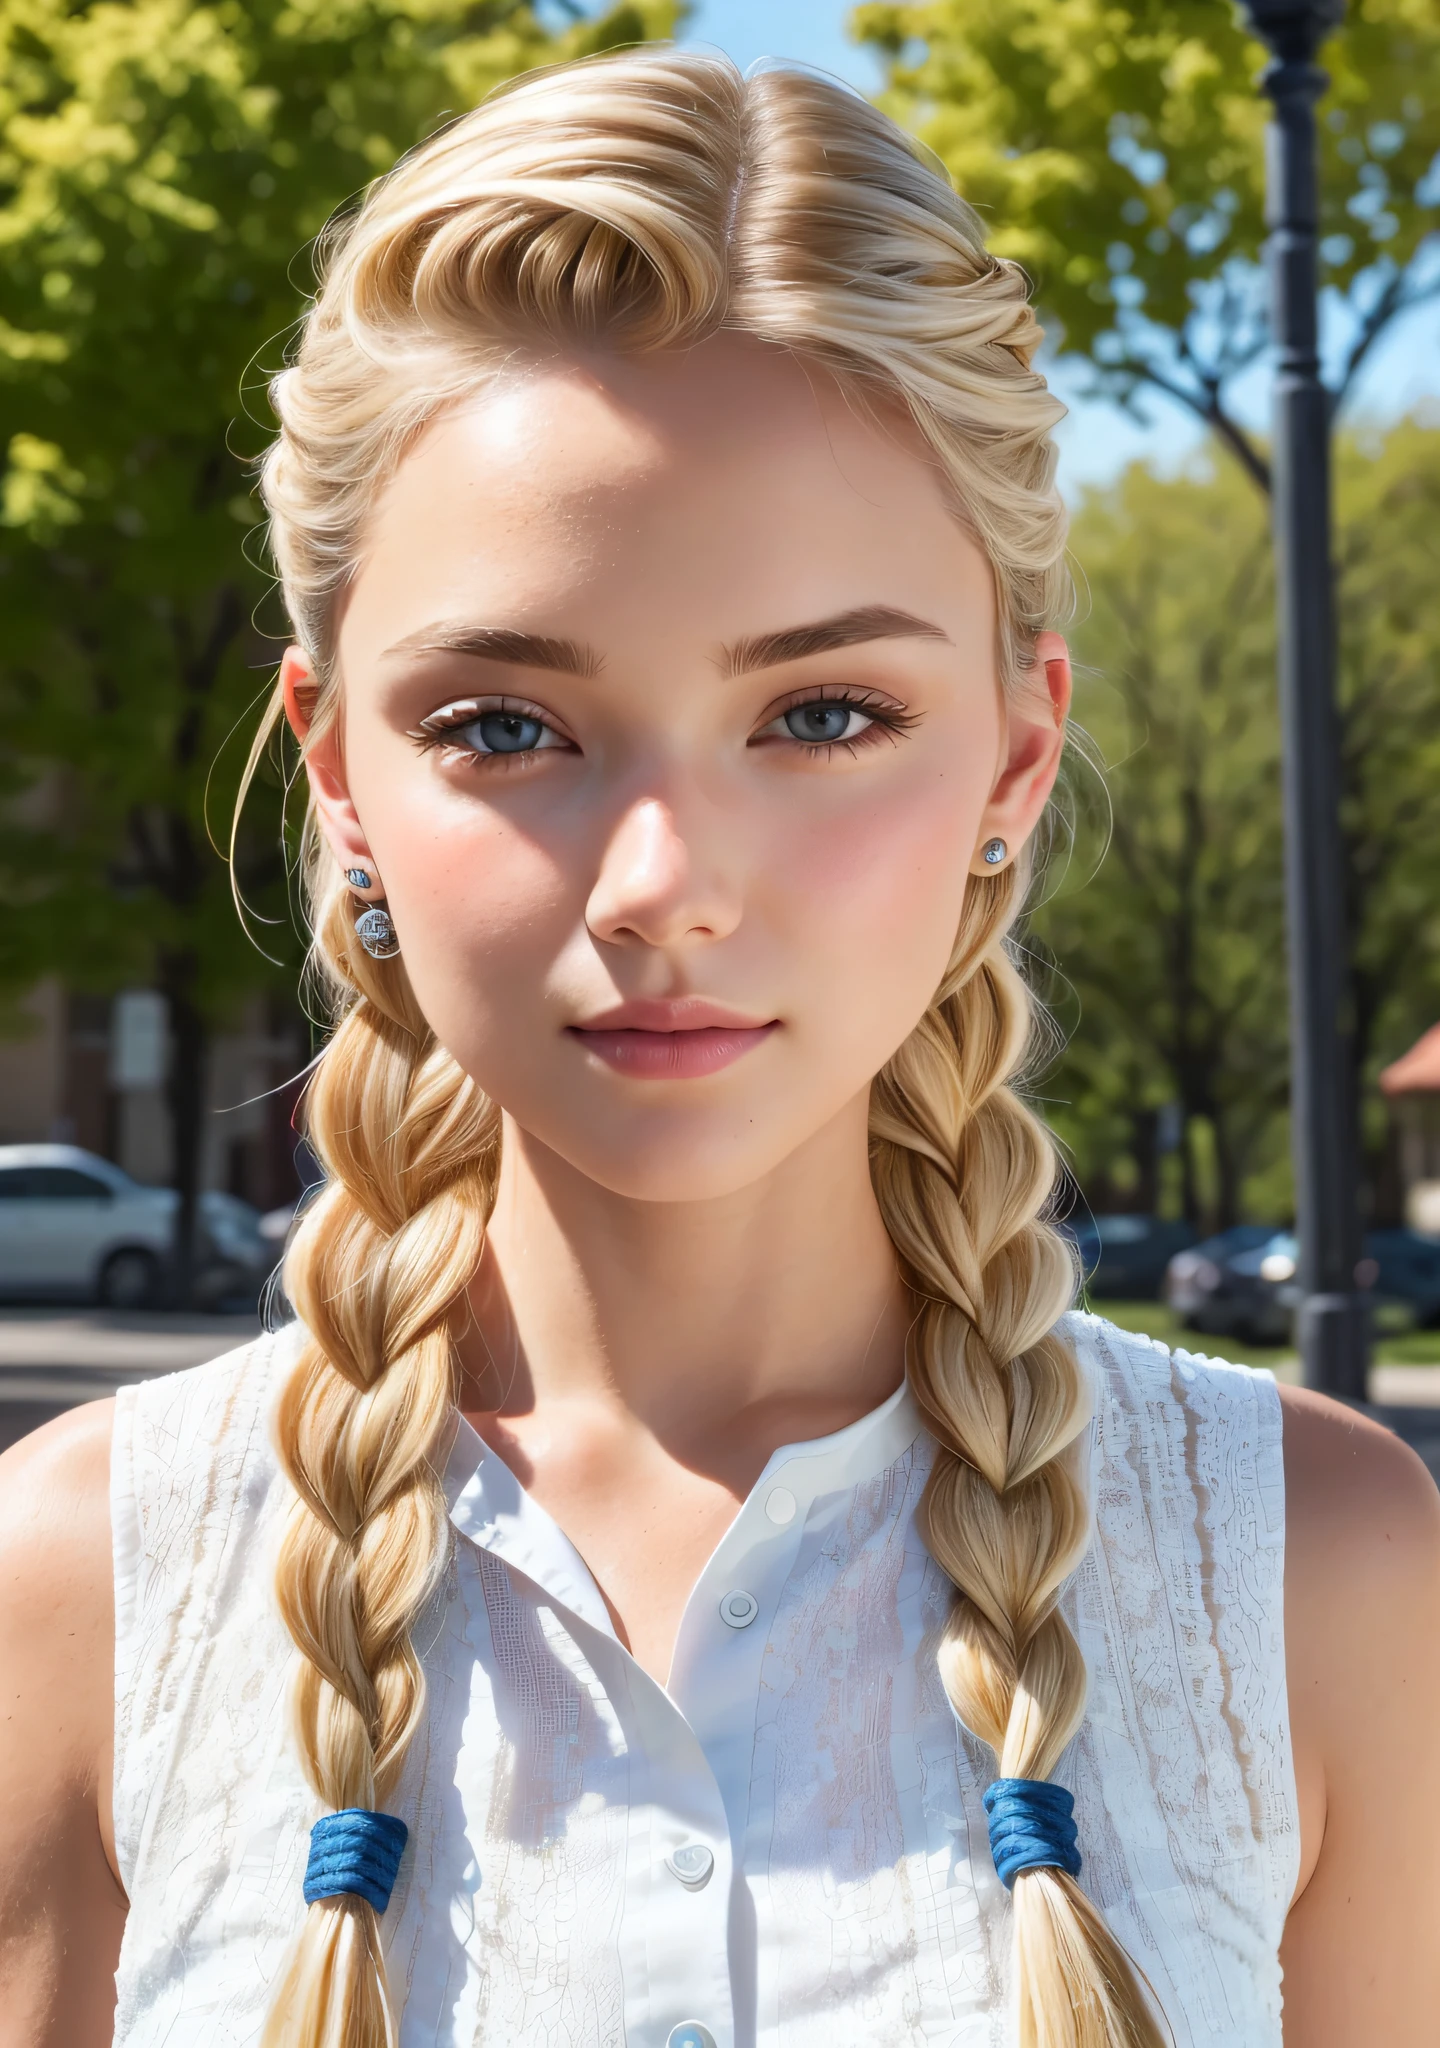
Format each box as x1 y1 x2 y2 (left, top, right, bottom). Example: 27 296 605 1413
764 1486 797 1525
667 2028 717 2048
719 1588 758 1628
665 1842 715 1889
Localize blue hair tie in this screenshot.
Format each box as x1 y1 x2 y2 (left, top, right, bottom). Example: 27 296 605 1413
303 1809 409 1914
983 1778 1082 1890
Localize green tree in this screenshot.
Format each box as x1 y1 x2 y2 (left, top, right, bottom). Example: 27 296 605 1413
1332 423 1440 1103
1035 419 1440 1225
853 0 1440 490
1034 458 1290 1224
0 0 676 1288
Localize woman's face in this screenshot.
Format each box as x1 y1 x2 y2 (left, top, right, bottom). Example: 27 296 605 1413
291 335 1069 1201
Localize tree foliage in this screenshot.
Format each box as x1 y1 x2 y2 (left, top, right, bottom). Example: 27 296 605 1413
853 0 1440 488
0 0 675 1260
1334 423 1440 1094
1036 419 1440 1225
1035 455 1288 1221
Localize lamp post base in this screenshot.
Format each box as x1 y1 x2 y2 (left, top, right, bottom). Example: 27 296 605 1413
1296 1292 1370 1403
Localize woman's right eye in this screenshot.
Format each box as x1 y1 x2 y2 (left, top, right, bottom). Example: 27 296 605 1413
420 705 570 757
460 710 553 754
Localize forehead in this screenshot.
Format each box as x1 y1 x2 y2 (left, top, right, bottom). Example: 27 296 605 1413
343 333 991 649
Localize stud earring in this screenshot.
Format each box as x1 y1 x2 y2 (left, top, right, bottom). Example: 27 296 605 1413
345 866 373 891
982 837 1008 867
354 905 400 959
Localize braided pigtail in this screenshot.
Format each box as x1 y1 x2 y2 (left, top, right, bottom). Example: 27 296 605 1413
262 879 499 2048
243 45 1167 2046
871 866 1164 2048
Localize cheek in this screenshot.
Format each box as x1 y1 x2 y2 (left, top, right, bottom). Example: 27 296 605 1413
353 767 579 1005
771 765 983 1040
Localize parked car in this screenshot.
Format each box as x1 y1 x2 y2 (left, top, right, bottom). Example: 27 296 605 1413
1064 1214 1200 1299
1164 1225 1279 1322
0 1144 272 1308
1172 1226 1440 1343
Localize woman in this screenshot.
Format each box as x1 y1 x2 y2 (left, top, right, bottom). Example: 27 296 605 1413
1 48 1437 2048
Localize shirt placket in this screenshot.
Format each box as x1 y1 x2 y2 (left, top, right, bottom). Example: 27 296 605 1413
447 1430 738 2048
663 1396 926 2048
443 1389 923 2048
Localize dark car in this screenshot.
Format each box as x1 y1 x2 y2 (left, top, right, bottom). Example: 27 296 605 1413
1365 1231 1440 1324
1164 1225 1279 1323
1065 1214 1200 1300
1175 1227 1440 1343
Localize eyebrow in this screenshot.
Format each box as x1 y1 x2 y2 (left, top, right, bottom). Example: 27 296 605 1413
383 623 603 677
720 605 951 677
384 604 949 683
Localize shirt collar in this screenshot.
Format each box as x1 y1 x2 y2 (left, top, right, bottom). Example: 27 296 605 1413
442 1416 617 1637
442 1374 926 1638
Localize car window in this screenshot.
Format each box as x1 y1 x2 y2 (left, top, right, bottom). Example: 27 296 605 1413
22 1167 114 1200
0 1167 39 1198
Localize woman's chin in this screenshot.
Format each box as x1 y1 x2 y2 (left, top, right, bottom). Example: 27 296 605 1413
495 1094 826 1206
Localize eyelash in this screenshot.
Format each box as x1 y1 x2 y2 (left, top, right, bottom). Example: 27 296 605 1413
410 697 568 768
410 686 920 764
758 686 919 758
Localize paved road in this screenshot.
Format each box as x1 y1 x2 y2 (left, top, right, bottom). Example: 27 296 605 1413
3 1310 1439 1479
0 1309 261 1455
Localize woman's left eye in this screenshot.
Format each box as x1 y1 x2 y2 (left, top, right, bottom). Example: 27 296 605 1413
760 700 877 746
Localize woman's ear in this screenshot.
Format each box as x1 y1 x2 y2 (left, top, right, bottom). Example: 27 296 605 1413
281 645 318 740
279 648 384 889
968 631 1071 876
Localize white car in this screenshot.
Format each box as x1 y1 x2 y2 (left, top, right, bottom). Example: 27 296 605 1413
0 1143 270 1307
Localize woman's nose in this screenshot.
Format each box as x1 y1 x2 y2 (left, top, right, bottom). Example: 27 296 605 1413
585 796 742 950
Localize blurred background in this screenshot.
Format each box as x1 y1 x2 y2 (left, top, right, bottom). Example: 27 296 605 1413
1 0 1437 1445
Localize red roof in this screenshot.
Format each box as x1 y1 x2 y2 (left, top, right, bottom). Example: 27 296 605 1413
1381 1023 1440 1095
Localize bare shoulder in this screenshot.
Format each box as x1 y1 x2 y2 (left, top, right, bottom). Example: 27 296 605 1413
0 1400 126 2048
1278 1382 1440 1706
1277 1386 1440 2036
1279 1380 1440 1592
0 1398 118 1790
1279 1385 1440 1892
0 1396 116 1630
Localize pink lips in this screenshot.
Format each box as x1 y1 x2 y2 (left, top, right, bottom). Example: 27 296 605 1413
566 999 779 1080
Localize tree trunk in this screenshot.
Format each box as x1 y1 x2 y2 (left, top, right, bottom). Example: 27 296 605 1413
1131 1106 1159 1215
159 946 207 1307
1212 1112 1242 1231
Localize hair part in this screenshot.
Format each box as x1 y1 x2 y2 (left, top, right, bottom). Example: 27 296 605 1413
250 46 1161 2048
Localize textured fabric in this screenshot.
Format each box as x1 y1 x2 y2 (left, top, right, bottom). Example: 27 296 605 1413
111 1312 1297 2047
303 1810 410 1912
982 1780 1081 1888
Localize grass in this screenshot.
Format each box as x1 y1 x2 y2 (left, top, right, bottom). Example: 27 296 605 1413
1371 1325 1440 1366
1087 1298 1440 1371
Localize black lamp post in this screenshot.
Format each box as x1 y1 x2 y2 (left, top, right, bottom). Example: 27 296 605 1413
1237 0 1369 1400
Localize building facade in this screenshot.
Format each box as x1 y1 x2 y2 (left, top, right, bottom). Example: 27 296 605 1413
0 979 309 1211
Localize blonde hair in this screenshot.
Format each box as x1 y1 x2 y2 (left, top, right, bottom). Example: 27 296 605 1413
251 47 1162 2048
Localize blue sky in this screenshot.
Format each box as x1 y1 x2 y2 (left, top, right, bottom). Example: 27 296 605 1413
560 0 1439 498
675 0 886 91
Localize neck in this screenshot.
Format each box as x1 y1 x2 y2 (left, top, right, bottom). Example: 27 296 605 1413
459 1093 909 1477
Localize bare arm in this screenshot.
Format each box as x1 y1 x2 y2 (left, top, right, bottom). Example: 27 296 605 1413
1280 1384 1440 2044
0 1401 125 2048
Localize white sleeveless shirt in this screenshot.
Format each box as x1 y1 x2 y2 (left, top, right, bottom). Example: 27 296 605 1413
110 1313 1297 2047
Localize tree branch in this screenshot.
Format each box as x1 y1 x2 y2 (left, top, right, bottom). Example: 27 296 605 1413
172 581 244 770
1332 257 1440 412
1113 358 1273 495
